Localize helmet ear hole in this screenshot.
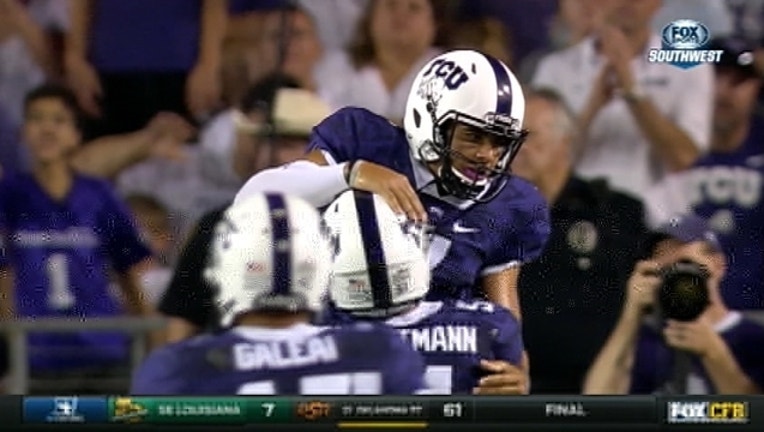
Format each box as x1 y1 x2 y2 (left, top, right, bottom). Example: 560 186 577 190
413 109 422 128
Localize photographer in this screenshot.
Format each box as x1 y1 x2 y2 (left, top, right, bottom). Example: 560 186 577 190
583 214 764 395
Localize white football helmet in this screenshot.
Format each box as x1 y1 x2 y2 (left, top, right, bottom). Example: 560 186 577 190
403 49 527 201
323 191 430 318
205 193 333 327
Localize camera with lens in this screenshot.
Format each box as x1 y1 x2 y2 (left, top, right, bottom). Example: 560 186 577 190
654 260 710 322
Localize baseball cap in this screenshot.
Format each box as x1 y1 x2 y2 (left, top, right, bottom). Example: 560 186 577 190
643 213 722 258
707 36 761 80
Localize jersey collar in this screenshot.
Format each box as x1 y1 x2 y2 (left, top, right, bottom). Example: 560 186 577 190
408 153 480 210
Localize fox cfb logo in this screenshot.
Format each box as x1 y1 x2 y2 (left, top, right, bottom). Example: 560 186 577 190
647 19 723 69
666 401 749 424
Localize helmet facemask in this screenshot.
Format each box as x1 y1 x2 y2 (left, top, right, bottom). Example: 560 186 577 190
420 108 528 202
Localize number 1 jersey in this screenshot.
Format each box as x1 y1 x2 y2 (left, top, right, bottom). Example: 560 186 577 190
0 173 151 370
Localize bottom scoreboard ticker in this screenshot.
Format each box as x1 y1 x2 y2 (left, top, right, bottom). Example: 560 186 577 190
13 395 761 430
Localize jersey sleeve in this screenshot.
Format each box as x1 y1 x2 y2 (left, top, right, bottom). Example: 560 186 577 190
490 306 524 366
381 327 427 394
305 107 364 164
482 183 551 275
130 345 186 395
97 184 152 273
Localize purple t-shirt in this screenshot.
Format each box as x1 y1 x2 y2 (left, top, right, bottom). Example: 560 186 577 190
89 0 202 72
0 173 152 371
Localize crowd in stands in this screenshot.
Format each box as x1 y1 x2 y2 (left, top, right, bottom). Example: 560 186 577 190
0 0 763 395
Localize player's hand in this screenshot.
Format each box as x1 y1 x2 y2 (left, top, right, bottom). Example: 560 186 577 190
472 360 528 395
349 160 427 222
624 260 662 312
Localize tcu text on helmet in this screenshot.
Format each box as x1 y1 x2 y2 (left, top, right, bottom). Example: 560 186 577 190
422 58 470 90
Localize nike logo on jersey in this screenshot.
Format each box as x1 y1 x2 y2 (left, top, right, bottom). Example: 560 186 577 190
452 221 479 233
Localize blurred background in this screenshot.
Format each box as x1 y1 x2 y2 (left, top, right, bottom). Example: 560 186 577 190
0 0 763 395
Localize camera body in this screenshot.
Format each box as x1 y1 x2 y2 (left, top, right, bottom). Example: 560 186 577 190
654 260 710 322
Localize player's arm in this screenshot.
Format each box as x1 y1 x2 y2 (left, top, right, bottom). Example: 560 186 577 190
233 108 360 207
234 150 350 208
473 305 528 395
481 267 521 320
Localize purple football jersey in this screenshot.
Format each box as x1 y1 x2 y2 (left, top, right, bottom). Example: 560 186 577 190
327 299 523 394
0 173 151 371
683 143 764 309
131 322 426 395
630 312 764 394
307 107 551 300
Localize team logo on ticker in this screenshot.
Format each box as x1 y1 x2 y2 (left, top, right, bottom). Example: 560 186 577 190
111 398 148 423
297 401 331 421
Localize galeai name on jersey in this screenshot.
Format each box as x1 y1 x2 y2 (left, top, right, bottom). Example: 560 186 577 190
233 335 339 370
398 325 478 353
10 227 100 248
685 166 762 208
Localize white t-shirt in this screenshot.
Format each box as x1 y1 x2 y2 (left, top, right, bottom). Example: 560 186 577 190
317 48 441 121
532 34 713 200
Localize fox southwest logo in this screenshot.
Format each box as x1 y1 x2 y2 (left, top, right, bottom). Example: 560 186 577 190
647 19 723 69
666 401 749 424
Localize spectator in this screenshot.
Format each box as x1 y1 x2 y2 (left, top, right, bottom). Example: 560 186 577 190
253 4 331 103
724 0 764 42
116 73 331 234
159 74 331 343
519 0 600 84
514 88 646 393
458 0 557 68
64 0 227 140
0 0 67 173
533 0 713 201
651 0 733 37
227 0 368 52
298 0 368 52
0 0 62 125
319 0 448 123
124 194 175 307
447 17 512 68
583 214 764 394
0 85 152 392
644 37 764 310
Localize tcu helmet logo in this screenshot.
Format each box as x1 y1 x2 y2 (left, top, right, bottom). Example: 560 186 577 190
422 58 470 90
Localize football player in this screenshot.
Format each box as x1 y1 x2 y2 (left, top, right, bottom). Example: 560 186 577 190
234 50 551 326
131 193 427 395
323 190 528 395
